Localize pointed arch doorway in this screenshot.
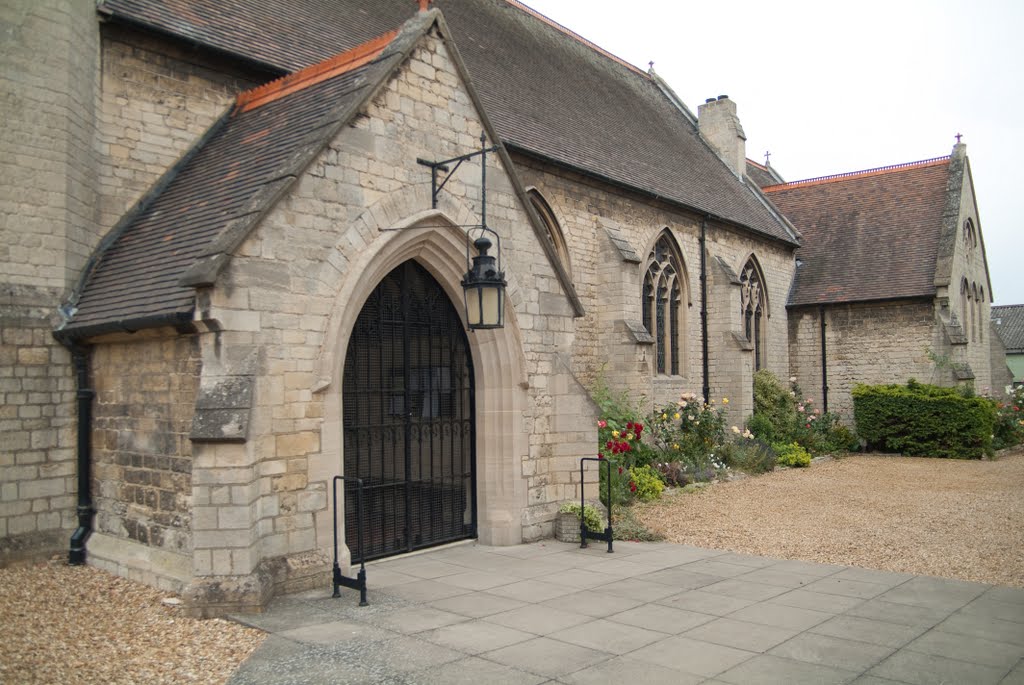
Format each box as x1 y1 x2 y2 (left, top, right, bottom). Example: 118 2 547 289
342 260 476 562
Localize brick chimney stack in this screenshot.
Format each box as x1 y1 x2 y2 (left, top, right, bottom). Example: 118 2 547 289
698 95 747 179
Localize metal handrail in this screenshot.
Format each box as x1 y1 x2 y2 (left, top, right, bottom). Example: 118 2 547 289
332 475 368 606
578 457 613 553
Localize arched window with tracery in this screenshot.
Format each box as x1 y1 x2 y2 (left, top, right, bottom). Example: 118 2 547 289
961 278 971 336
971 282 979 342
642 232 686 375
527 189 571 277
979 286 985 342
740 257 768 370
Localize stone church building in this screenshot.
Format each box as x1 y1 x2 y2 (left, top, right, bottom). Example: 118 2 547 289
0 0 1004 613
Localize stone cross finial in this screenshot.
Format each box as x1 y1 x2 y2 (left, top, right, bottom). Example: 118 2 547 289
764 150 771 165
955 132 963 143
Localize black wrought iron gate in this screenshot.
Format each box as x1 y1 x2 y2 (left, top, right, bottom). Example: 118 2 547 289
342 261 476 562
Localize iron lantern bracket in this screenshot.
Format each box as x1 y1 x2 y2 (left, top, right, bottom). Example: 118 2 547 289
416 132 499 211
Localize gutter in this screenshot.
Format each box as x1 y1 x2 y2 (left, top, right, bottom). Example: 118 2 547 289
819 304 829 413
700 215 710 404
51 334 94 565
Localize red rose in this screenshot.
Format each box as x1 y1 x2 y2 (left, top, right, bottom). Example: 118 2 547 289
598 454 604 460
618 466 623 474
629 481 637 492
606 440 614 450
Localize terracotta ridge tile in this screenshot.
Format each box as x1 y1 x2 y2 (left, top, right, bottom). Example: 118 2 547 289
503 0 648 78
236 29 399 112
762 156 950 192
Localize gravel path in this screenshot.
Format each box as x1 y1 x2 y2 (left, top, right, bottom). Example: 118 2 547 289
0 562 264 685
635 448 1024 587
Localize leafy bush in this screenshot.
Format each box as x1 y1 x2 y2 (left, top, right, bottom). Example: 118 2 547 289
991 386 1024 451
750 370 797 444
646 392 726 479
774 441 811 467
718 436 776 474
852 380 996 459
749 371 856 455
558 501 605 533
628 464 664 502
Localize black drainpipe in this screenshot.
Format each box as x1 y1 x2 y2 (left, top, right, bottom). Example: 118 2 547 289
819 305 829 414
700 215 710 404
55 336 95 565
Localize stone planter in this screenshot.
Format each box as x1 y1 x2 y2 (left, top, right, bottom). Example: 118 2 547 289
554 512 582 543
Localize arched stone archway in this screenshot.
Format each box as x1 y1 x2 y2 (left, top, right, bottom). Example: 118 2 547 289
311 211 528 570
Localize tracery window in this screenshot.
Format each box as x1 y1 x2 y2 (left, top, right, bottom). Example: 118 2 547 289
740 257 767 371
979 287 985 342
642 232 686 375
527 189 571 276
971 282 979 342
961 278 971 337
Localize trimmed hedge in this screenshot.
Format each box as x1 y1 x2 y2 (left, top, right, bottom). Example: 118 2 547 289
852 381 995 459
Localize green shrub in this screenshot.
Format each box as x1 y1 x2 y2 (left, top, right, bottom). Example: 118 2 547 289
718 436 776 474
745 412 777 445
646 391 726 476
852 380 996 459
751 370 796 444
992 386 1024 451
774 441 811 467
628 464 664 502
558 501 604 533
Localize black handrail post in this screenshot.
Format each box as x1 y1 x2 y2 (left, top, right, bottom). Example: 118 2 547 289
578 457 613 553
332 475 368 606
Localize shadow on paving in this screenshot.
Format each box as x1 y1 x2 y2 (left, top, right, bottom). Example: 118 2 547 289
227 540 1024 685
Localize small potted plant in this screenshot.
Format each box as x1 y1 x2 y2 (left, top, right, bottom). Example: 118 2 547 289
555 501 604 542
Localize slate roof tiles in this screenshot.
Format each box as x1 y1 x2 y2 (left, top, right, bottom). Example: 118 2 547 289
764 157 951 307
993 305 1024 353
62 26 408 336
98 0 798 245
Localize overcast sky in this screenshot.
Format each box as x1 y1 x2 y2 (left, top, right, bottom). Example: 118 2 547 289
525 0 1022 306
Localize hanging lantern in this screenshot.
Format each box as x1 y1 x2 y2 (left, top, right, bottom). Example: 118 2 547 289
462 230 505 329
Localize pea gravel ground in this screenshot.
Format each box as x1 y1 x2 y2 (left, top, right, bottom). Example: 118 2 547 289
2 449 1021 684
0 562 264 685
636 448 1024 587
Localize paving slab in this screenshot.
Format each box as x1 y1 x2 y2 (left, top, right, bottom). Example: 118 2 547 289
225 540 1020 685
768 631 894 672
868 649 1008 685
716 653 858 685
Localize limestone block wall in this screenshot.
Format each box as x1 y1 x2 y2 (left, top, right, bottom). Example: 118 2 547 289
514 159 795 416
0 1 100 564
96 25 259 229
88 335 200 590
788 300 943 418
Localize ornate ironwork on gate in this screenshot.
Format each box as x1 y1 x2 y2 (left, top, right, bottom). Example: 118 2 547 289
342 261 476 562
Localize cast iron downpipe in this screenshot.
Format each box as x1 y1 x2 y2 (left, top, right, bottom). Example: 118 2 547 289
819 305 829 414
62 341 95 565
700 215 710 404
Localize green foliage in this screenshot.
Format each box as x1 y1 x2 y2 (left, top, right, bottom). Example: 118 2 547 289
991 386 1024 451
774 441 811 467
718 437 776 474
749 370 856 455
558 501 605 533
628 465 664 502
646 392 727 479
751 370 797 444
852 380 996 459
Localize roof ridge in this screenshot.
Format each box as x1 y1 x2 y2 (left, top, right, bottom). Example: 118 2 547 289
504 0 647 78
235 28 399 112
762 156 950 192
